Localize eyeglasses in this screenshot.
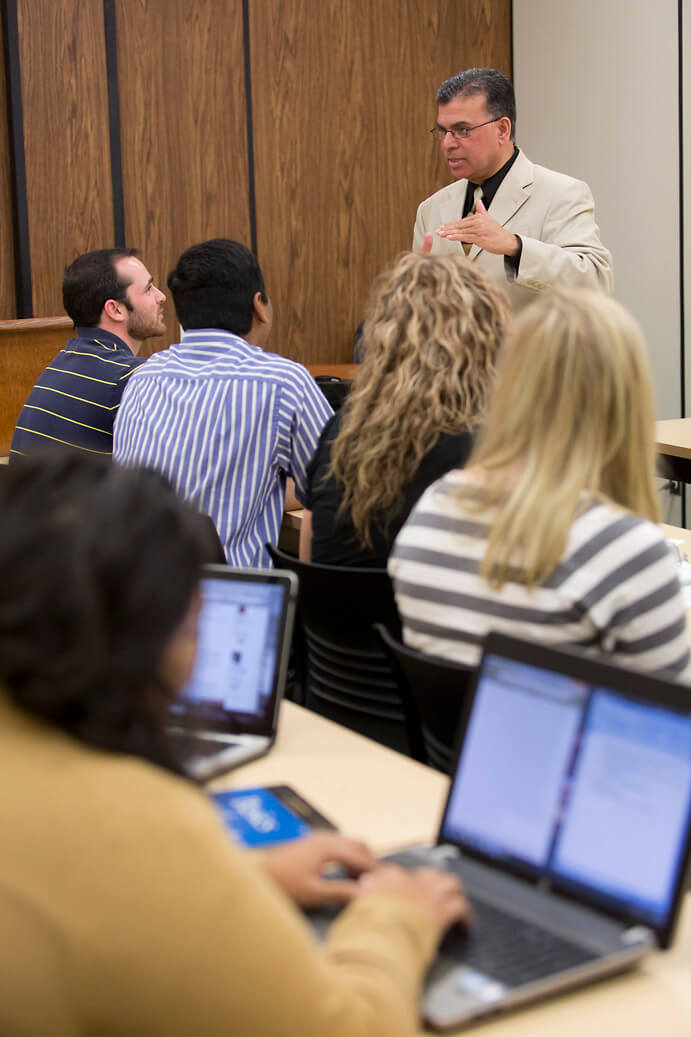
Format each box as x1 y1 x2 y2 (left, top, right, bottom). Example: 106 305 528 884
429 117 501 142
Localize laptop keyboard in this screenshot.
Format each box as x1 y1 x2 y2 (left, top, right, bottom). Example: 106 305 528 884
167 732 239 758
441 896 597 986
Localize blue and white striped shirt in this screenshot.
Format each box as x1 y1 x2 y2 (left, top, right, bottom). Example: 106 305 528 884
113 330 332 567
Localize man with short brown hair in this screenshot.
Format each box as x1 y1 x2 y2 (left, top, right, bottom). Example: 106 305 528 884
10 248 166 458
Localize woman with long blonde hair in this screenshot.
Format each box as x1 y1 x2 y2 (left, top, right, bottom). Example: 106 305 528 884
301 252 510 566
390 288 691 678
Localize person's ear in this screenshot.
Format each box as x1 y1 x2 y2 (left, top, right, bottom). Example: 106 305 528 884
497 116 512 143
103 298 127 324
253 291 270 326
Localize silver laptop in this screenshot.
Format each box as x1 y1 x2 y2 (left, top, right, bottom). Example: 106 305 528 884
312 632 691 1031
167 564 297 781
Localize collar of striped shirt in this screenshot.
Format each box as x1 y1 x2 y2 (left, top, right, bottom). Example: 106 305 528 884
178 328 252 347
173 329 277 364
75 327 135 354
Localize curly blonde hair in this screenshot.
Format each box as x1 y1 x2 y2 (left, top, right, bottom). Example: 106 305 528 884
328 252 510 547
465 288 661 588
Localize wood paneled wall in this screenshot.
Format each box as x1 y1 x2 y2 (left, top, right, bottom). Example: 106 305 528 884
251 0 511 361
116 0 250 354
1 0 510 363
17 0 114 317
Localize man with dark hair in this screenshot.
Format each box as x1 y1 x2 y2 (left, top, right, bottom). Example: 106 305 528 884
414 68 613 308
10 249 166 457
113 239 332 568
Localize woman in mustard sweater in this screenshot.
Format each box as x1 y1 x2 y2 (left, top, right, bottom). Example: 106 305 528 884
0 454 467 1036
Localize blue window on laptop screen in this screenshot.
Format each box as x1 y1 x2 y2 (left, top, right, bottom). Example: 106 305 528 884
171 579 284 721
443 650 691 929
550 690 691 927
442 656 587 870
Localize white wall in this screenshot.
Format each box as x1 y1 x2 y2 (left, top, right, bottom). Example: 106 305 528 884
513 0 682 420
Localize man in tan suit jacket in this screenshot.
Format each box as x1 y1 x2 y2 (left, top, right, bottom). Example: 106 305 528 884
413 69 613 309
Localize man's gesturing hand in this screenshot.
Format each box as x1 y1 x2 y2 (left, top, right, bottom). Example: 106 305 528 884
436 199 519 257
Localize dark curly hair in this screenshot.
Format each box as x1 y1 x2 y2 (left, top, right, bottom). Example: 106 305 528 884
0 454 205 773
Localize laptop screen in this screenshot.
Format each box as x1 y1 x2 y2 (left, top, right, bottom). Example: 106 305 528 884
441 650 691 930
169 569 291 735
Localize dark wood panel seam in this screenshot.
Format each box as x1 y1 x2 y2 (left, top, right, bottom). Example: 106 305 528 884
242 0 257 256
103 0 125 248
1 0 31 316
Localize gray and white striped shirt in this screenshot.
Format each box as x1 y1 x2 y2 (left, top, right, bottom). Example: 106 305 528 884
389 470 691 680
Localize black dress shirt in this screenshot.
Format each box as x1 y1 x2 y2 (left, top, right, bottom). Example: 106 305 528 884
463 146 523 271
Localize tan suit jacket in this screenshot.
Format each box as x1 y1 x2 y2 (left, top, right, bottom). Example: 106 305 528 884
413 150 613 309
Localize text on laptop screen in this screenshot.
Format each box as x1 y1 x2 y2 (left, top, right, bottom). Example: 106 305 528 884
171 577 285 721
442 655 691 927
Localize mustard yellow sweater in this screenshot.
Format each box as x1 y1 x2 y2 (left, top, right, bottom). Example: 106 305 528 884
0 695 438 1036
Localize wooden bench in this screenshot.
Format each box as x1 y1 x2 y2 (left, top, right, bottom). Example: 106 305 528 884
0 317 358 459
0 317 73 456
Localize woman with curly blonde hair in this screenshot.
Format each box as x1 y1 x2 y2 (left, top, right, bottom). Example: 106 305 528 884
390 289 691 679
301 252 510 567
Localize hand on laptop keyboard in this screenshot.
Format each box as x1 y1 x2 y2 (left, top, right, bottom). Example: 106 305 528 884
357 865 471 936
262 832 377 908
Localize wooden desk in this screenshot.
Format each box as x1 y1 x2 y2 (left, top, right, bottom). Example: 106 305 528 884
212 703 691 1037
661 522 691 554
278 508 304 555
657 419 691 487
281 509 305 533
657 420 691 462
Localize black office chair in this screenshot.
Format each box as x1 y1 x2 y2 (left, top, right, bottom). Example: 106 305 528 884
375 624 474 774
266 544 424 759
196 512 227 564
314 376 352 412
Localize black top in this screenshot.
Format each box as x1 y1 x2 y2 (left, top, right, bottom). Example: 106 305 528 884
463 146 523 272
462 146 520 216
304 412 474 568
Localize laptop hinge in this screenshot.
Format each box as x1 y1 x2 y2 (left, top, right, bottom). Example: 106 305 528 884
429 843 461 862
622 925 655 945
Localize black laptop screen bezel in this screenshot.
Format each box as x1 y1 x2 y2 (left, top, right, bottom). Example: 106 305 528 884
436 633 691 948
170 564 298 738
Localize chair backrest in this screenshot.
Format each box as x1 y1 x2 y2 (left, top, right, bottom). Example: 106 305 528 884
375 624 474 773
314 376 352 412
266 544 424 759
